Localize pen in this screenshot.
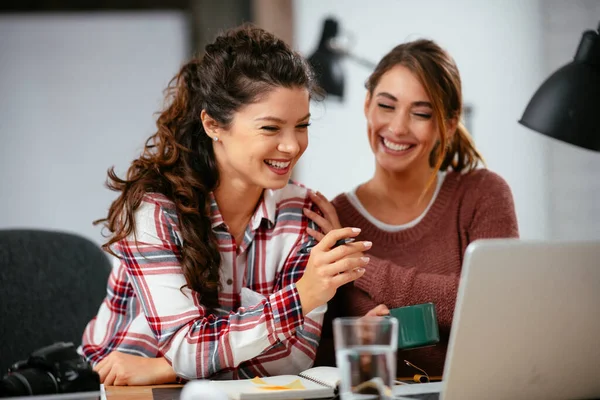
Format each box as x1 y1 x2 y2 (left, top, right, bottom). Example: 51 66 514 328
298 238 356 254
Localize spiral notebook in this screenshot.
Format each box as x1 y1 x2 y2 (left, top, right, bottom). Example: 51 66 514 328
209 366 340 400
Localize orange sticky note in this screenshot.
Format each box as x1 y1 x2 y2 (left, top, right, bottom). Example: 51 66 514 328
250 377 306 391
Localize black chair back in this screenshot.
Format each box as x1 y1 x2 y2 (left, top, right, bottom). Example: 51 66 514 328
0 229 110 373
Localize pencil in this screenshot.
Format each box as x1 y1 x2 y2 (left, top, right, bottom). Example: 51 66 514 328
298 238 356 254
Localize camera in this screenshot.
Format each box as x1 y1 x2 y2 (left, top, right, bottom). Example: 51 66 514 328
0 342 100 398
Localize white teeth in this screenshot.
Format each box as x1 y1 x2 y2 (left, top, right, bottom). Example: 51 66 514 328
265 160 291 169
383 138 412 151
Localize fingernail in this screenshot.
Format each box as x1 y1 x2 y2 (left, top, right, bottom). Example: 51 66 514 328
352 228 361 233
356 268 365 273
303 208 309 213
363 241 372 248
361 257 370 263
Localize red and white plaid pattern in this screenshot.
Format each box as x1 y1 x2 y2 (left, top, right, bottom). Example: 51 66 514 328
81 182 324 380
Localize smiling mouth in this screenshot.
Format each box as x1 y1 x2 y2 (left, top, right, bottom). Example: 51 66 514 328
264 159 291 169
380 136 416 152
264 159 292 175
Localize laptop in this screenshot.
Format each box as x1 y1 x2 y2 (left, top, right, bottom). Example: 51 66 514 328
393 239 600 400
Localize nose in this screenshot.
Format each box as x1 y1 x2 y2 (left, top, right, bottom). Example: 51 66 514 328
387 111 409 135
277 131 300 156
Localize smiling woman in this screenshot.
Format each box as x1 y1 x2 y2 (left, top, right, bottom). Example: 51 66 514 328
255 111 312 176
203 88 311 191
307 39 519 377
80 24 372 385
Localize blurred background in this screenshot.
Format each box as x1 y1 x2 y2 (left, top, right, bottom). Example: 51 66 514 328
1 0 598 246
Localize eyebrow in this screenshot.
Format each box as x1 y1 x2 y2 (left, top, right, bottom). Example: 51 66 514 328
375 92 432 108
255 113 311 124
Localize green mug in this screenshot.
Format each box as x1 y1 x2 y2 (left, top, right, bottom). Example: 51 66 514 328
388 303 440 349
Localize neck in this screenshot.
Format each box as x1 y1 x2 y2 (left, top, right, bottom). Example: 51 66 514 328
213 176 263 234
364 163 437 211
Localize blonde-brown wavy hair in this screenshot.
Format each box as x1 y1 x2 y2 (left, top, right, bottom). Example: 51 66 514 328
365 39 485 190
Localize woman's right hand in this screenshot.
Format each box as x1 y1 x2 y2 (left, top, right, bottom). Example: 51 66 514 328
94 352 176 386
295 227 371 315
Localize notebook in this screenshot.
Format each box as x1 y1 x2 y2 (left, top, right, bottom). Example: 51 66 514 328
208 366 339 400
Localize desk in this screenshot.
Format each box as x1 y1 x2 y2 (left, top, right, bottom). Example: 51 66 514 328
105 385 337 400
104 378 432 400
106 384 182 400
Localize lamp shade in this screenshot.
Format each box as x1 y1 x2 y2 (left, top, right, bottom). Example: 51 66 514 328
519 22 600 151
307 18 345 99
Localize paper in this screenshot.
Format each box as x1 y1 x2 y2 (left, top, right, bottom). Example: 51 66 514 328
250 376 306 391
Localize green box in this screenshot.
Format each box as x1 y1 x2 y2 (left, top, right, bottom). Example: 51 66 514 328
389 303 440 349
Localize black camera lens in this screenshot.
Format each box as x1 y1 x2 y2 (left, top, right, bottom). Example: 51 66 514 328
0 369 59 397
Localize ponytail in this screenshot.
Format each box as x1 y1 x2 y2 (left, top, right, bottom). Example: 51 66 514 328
438 121 485 172
96 59 222 308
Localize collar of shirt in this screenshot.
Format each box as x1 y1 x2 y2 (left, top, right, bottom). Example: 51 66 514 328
208 190 277 232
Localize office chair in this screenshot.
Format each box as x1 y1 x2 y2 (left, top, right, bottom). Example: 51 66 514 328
0 229 111 373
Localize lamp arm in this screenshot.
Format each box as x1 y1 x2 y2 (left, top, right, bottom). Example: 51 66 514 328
342 50 377 69
326 39 377 69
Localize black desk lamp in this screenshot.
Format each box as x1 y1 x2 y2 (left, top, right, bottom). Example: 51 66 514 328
519 21 600 152
307 17 376 100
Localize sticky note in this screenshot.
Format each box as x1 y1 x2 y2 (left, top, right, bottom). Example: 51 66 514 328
250 377 306 391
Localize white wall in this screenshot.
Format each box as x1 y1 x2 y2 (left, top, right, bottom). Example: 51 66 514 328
541 1 600 241
293 0 549 239
0 13 188 245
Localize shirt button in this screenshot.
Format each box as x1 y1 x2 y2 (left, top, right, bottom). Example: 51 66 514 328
226 278 233 285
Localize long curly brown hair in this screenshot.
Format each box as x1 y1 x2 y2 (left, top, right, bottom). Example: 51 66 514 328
95 25 320 308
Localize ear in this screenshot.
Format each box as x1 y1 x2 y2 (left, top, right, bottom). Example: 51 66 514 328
363 92 372 118
201 109 221 141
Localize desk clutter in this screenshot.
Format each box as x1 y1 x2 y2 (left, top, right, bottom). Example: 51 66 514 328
0 342 100 398
176 367 338 400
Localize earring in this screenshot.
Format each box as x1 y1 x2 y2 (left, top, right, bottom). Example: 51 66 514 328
213 136 218 142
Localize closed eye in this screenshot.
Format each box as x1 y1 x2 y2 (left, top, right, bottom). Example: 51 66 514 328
378 103 394 110
260 126 279 132
296 123 311 129
414 113 432 119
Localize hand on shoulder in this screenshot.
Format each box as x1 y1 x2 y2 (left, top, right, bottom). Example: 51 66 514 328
302 190 343 242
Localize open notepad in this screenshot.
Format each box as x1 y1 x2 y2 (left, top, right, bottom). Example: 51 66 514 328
209 366 340 400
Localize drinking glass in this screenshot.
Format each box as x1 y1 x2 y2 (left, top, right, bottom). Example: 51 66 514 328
334 317 398 400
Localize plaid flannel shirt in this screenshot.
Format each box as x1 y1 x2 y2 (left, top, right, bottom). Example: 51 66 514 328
81 182 324 380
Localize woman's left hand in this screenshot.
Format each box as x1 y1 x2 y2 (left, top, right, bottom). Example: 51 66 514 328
365 304 390 317
303 191 343 242
93 352 177 386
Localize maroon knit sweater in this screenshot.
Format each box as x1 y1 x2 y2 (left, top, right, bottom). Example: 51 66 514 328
315 169 519 377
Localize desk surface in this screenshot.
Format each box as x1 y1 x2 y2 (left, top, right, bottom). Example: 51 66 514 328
106 384 183 400
105 378 429 400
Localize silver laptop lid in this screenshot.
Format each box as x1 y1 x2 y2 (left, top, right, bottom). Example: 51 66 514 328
442 239 600 400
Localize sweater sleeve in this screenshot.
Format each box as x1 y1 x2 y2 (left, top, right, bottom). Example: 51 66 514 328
354 257 459 328
354 170 519 328
465 170 519 241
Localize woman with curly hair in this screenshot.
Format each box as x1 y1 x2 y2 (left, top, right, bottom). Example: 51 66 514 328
81 25 371 385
